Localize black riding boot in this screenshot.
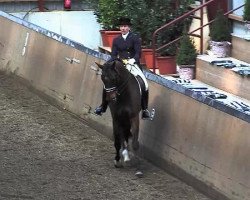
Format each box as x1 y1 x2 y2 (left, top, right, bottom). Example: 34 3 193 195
94 88 108 115
141 90 151 120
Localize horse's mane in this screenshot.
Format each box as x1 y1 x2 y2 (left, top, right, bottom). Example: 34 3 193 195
102 60 128 78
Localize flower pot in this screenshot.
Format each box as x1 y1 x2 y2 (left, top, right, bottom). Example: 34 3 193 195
100 30 121 47
105 31 121 47
156 56 176 75
140 49 147 64
141 49 154 69
100 30 108 46
177 65 195 80
209 41 231 58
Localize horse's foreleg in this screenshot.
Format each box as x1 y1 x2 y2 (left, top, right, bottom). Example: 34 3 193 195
113 118 126 167
114 134 121 162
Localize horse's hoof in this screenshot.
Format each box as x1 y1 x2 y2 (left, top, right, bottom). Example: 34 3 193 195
135 171 143 178
124 158 130 162
114 160 123 168
124 156 130 162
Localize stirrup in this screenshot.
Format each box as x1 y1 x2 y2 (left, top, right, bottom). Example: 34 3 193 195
142 109 155 120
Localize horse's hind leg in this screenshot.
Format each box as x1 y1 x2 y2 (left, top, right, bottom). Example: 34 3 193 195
130 115 143 177
131 116 140 151
121 125 132 163
113 120 132 167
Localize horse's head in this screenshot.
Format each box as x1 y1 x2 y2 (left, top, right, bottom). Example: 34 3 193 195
96 60 127 102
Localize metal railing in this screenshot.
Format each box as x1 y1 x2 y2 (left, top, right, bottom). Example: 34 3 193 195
151 0 245 73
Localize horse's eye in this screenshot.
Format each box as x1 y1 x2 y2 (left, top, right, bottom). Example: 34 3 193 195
101 75 109 82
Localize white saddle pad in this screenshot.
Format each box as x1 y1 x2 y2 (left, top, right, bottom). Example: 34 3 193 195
125 63 148 90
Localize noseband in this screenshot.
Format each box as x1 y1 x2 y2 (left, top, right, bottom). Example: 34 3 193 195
104 86 117 101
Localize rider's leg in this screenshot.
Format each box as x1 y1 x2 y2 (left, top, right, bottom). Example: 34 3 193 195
94 88 108 115
141 89 151 119
126 63 151 119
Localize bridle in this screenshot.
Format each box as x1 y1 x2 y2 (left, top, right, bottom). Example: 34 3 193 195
103 63 132 101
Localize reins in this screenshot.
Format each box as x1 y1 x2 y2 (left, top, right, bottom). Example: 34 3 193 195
103 61 132 97
116 70 132 95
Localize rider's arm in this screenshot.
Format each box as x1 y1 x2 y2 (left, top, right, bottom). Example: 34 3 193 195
133 34 142 63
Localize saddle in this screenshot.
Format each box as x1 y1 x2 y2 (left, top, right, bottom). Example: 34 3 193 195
122 59 148 93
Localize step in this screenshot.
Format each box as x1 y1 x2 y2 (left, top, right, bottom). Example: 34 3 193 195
231 34 250 63
158 74 250 121
196 55 250 100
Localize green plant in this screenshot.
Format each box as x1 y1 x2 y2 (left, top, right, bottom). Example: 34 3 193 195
243 0 250 21
176 34 197 65
151 0 194 56
93 0 194 49
84 0 98 10
94 0 125 30
122 0 151 47
209 9 231 42
156 25 186 56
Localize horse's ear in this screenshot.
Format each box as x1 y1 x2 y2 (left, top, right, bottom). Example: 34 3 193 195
95 62 103 69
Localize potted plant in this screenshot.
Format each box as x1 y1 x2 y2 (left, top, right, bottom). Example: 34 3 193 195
176 33 198 80
209 9 231 58
94 0 125 47
121 0 194 70
150 0 194 73
156 43 178 75
243 0 250 33
92 0 194 61
155 18 191 75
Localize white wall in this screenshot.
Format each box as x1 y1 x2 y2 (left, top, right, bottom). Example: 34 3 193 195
231 0 246 37
232 0 244 16
11 11 101 50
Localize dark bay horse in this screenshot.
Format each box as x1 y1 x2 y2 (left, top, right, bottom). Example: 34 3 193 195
96 60 143 176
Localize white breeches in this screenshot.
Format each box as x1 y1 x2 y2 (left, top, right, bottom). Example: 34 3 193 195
125 63 148 90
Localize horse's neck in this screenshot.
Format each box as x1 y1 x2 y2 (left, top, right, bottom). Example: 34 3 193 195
121 74 140 98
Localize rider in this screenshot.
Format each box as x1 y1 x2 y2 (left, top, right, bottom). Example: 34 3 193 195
94 17 151 120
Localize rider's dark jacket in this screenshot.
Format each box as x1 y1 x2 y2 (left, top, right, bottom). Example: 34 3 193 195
110 32 141 64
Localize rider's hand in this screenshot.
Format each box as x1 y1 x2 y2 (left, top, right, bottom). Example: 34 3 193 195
122 59 128 64
128 58 136 65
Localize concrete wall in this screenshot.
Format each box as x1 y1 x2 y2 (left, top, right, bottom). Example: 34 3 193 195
0 11 250 200
232 0 244 16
